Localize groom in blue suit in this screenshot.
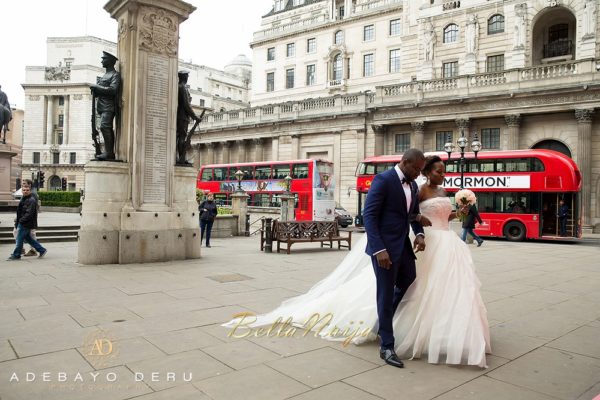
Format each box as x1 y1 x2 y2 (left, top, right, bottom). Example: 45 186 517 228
363 148 429 368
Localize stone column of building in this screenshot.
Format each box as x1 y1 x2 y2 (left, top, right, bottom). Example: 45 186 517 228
193 143 202 170
575 108 594 228
205 142 214 165
291 135 300 159
503 114 521 150
220 141 230 164
372 124 385 155
45 96 54 145
272 136 279 160
253 138 263 162
63 95 70 144
455 118 471 139
411 121 425 151
236 140 245 163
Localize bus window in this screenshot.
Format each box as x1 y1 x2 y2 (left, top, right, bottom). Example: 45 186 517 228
476 192 495 213
242 167 253 180
468 160 494 173
253 193 270 207
364 163 375 174
255 166 271 180
214 167 228 181
201 168 213 181
273 165 290 179
228 167 241 181
531 158 544 172
293 163 309 179
356 162 366 175
376 162 395 173
445 160 459 173
504 158 529 172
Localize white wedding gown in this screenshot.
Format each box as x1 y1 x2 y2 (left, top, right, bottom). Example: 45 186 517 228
225 196 491 367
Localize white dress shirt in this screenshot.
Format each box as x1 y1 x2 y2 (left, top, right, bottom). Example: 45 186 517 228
394 165 412 212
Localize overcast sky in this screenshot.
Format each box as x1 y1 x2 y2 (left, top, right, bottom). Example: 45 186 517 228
1 0 274 108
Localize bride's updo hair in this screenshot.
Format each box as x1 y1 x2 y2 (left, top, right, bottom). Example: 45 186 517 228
422 155 443 176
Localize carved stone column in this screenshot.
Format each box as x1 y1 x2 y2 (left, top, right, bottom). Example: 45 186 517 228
411 121 425 151
205 142 214 165
372 124 385 156
46 96 54 145
575 109 594 228
192 143 202 170
272 136 279 160
63 95 70 144
220 141 230 164
503 114 521 150
253 138 264 162
236 139 245 163
291 135 300 159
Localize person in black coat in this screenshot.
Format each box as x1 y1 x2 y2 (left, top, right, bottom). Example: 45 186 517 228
557 199 569 236
7 180 47 260
199 193 218 248
460 203 484 247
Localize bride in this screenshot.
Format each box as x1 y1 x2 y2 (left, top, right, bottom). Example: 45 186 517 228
224 155 491 368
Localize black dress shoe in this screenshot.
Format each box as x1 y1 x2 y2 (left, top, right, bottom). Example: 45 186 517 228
380 348 404 368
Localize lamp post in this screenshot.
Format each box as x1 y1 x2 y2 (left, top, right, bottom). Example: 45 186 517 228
444 130 482 189
234 169 244 192
284 174 292 193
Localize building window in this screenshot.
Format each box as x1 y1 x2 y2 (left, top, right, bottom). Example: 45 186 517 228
481 128 501 149
363 24 374 41
266 72 275 92
267 47 275 61
33 152 40 164
442 61 458 78
274 0 284 12
58 114 64 128
53 152 60 164
293 0 304 5
199 99 205 106
394 134 411 153
334 30 344 45
389 49 401 73
307 38 316 53
436 131 453 151
286 43 295 57
363 54 374 77
338 6 345 19
486 54 504 72
306 64 316 86
443 24 458 43
333 54 343 81
390 19 401 36
70 152 76 164
487 14 504 34
58 96 64 106
286 68 295 89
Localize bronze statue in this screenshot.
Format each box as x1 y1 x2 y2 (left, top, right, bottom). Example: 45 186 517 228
176 70 202 165
90 51 121 161
0 85 12 143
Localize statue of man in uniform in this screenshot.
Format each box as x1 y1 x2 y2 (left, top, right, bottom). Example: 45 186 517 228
90 51 121 161
176 70 201 165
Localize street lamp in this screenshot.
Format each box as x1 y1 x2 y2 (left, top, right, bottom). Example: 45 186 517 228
445 129 482 189
234 169 244 191
284 175 292 193
322 173 330 191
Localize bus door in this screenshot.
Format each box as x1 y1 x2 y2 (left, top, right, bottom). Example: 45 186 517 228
541 193 575 237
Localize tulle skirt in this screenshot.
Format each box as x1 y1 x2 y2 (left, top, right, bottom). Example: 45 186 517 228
224 229 491 367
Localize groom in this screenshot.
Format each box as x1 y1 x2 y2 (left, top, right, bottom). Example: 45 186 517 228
363 148 428 368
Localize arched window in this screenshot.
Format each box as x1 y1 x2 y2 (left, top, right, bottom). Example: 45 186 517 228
334 30 344 45
487 14 504 34
333 54 343 81
443 24 458 43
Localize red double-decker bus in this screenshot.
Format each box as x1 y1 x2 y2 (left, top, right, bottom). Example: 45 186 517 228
355 150 582 241
197 159 336 221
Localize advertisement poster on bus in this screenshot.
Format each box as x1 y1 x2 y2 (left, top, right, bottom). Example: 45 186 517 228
312 169 335 221
219 180 288 193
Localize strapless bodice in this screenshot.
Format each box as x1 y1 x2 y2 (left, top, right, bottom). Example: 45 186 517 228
420 197 452 230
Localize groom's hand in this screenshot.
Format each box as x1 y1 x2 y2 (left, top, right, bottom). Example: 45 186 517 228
375 250 392 269
413 236 426 253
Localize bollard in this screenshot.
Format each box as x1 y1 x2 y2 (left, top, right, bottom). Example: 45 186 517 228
245 214 250 237
264 218 273 253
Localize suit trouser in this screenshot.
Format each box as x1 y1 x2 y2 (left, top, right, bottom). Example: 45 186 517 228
372 244 416 350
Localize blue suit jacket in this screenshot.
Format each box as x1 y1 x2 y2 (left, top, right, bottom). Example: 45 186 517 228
363 168 424 263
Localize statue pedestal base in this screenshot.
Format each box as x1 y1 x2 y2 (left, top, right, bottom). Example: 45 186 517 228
0 145 18 210
417 61 434 81
78 162 200 265
463 54 476 75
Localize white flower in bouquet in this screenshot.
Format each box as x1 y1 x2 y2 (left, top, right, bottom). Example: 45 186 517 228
455 189 477 221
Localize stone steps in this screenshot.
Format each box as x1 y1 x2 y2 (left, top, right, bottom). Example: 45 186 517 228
0 226 79 244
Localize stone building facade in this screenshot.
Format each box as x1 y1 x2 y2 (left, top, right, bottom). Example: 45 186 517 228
21 36 251 193
196 0 600 230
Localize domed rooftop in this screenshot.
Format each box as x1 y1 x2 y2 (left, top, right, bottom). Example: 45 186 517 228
226 54 251 68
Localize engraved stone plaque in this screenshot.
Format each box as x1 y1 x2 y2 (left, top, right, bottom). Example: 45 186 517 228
143 53 169 204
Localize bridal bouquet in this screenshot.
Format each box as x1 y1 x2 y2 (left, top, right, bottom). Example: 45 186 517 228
455 189 477 222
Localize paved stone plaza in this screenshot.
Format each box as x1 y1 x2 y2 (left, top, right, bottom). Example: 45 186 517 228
0 215 599 400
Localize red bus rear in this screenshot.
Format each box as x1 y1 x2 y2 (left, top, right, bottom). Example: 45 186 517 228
355 150 582 241
197 159 336 221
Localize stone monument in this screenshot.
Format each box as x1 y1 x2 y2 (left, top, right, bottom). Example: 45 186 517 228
78 0 199 264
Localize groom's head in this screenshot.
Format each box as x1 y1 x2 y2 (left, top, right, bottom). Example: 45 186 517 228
399 149 425 182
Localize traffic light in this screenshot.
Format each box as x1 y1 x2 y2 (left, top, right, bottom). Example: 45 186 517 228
39 171 45 188
61 177 67 191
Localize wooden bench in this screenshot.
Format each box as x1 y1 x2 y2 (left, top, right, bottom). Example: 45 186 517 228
267 220 351 254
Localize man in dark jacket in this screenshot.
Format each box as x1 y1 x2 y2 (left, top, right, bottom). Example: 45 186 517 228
460 204 484 247
557 199 569 236
199 193 218 248
7 180 47 260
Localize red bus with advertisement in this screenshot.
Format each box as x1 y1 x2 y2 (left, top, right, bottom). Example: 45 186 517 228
197 159 336 221
355 150 582 241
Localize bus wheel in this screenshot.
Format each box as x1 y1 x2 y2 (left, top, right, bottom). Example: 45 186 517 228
503 221 526 241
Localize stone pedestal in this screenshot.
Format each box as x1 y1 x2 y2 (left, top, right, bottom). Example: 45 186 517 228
417 61 434 81
78 0 197 265
231 191 249 236
280 192 295 222
463 54 476 75
0 146 17 205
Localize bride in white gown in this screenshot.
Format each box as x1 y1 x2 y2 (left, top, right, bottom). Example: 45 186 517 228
224 156 491 368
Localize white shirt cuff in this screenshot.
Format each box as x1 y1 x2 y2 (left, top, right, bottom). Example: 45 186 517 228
416 233 425 238
373 249 386 255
